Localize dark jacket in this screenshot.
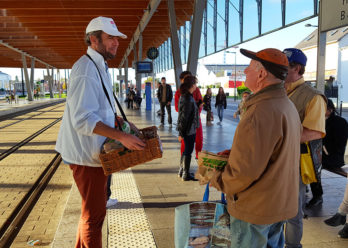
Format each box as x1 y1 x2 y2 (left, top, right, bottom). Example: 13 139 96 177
323 112 348 168
177 93 200 137
215 93 227 109
157 83 173 103
203 94 212 111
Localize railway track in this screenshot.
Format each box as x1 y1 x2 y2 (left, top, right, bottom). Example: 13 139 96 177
0 154 62 247
0 100 65 129
0 103 65 247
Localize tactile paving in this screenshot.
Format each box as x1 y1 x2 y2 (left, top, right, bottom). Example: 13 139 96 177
107 169 156 248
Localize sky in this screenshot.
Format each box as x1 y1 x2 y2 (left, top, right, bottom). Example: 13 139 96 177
0 0 319 81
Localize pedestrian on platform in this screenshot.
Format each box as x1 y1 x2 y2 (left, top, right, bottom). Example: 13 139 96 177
322 99 348 171
233 90 250 120
203 88 213 125
127 87 135 109
324 179 348 238
55 16 145 248
210 48 301 247
175 71 203 160
177 76 200 181
157 77 173 128
283 48 327 248
215 87 227 125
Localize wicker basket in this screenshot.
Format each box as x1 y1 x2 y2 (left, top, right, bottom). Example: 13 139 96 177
99 126 162 175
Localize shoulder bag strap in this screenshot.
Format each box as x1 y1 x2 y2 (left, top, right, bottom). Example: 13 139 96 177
85 54 124 130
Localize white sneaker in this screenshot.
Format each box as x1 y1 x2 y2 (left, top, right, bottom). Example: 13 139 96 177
159 123 164 128
106 198 118 208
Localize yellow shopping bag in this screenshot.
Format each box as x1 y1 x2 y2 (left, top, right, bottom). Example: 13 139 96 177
300 142 317 184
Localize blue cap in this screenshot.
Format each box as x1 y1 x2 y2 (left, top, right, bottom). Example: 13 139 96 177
283 48 307 66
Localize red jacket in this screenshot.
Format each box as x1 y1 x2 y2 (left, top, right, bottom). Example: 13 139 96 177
175 88 203 113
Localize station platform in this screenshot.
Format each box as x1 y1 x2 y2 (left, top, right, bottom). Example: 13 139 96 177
1 98 348 247
0 97 66 117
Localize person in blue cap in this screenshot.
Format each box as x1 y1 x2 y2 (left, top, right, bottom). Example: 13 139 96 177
283 48 327 248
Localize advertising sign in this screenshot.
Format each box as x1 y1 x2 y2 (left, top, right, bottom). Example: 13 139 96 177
321 0 348 32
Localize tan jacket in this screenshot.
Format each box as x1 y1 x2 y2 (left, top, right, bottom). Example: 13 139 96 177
210 83 302 225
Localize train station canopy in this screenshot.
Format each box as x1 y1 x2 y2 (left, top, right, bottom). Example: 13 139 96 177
0 0 194 69
0 0 321 73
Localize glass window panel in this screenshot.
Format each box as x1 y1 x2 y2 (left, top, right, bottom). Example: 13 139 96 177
243 0 259 41
262 0 282 33
180 26 186 64
228 0 241 47
199 30 206 57
217 0 226 50
286 0 315 25
207 0 215 55
186 21 191 63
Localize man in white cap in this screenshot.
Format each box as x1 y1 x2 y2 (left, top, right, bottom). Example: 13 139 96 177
56 16 145 248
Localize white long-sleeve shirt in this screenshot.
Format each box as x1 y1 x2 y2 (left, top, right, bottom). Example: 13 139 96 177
55 47 116 167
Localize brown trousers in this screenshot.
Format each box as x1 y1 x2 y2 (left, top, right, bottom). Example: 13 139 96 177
70 164 108 248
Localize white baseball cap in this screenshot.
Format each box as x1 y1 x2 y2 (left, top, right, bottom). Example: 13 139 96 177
86 16 127 39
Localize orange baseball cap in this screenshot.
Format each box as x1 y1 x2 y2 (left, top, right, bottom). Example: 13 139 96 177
240 48 289 80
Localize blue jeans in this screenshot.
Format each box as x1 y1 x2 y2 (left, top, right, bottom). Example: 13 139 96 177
230 216 285 248
285 175 306 248
183 134 196 157
217 105 224 122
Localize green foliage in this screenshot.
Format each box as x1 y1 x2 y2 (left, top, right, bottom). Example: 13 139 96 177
237 85 250 96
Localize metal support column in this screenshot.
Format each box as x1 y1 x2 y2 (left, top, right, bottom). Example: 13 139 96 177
204 3 207 56
46 66 54 98
125 58 129 92
213 0 217 52
168 0 182 90
225 0 229 46
183 24 186 63
316 0 326 93
65 69 68 95
187 0 206 75
30 58 35 94
136 34 142 93
21 68 25 97
133 46 137 67
119 68 123 98
257 0 262 35
22 54 33 101
51 68 54 98
239 0 244 42
314 0 318 15
281 0 286 27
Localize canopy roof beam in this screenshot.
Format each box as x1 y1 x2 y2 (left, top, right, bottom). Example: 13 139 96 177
119 0 162 68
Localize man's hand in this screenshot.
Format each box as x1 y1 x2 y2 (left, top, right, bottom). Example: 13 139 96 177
233 113 237 119
178 136 183 142
167 102 171 106
119 133 146 150
217 149 230 156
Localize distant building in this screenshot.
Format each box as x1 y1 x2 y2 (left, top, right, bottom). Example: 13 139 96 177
0 71 11 90
296 26 348 102
203 64 248 88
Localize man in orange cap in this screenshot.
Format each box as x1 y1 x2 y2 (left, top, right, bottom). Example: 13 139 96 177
210 48 301 247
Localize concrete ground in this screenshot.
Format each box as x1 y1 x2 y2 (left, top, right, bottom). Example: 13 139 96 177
1 97 348 247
